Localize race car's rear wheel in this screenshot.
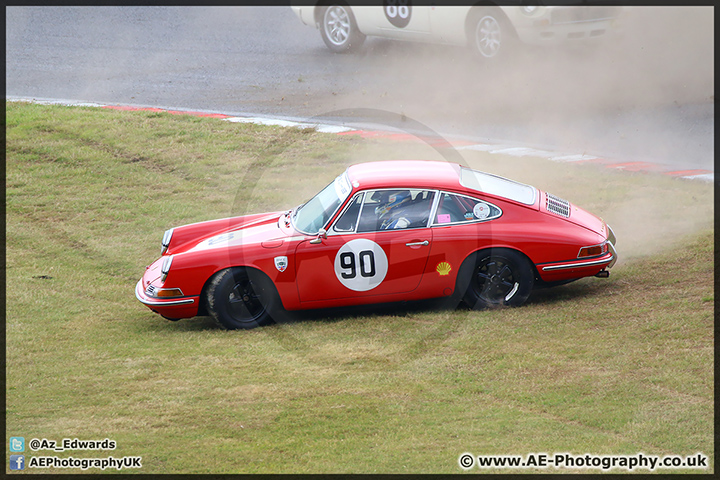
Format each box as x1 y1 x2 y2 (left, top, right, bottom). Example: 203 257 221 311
459 249 534 308
207 267 277 330
320 3 365 53
468 8 517 61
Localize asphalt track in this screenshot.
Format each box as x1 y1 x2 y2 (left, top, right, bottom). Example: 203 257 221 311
5 6 714 178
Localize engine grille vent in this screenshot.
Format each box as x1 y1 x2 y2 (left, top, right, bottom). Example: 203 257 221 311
546 193 571 218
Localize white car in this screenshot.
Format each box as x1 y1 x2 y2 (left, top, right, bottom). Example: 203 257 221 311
291 3 622 59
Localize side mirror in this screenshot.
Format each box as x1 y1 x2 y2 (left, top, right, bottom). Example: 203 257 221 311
309 228 327 245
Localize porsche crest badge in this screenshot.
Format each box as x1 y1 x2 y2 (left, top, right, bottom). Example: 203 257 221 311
274 256 288 273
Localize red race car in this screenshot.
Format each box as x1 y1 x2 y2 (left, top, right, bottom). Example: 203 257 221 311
136 160 617 329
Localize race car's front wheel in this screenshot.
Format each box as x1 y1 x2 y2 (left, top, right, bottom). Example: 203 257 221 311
320 4 365 53
459 249 534 308
207 267 277 330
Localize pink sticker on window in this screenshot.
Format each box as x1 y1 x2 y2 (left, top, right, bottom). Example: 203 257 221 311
437 214 451 224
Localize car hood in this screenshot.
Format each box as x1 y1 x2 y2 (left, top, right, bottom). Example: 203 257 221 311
167 211 292 255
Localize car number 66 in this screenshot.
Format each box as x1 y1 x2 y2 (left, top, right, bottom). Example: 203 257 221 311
384 0 412 28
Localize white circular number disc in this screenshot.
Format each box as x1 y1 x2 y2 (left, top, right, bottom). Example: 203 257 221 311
473 202 490 219
334 238 388 291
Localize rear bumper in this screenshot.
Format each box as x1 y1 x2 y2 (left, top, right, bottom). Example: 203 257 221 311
290 6 315 27
538 223 618 278
539 250 615 273
535 239 617 283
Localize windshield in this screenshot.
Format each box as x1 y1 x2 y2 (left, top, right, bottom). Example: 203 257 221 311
293 172 352 234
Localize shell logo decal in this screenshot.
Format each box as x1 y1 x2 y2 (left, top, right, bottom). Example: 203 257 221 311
436 262 452 276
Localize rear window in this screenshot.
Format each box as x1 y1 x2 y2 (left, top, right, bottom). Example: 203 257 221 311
433 192 502 225
459 167 536 205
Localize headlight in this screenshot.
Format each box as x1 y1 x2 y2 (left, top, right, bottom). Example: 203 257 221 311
161 255 174 282
161 228 174 255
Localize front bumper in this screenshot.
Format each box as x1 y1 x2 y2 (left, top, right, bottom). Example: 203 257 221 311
515 7 621 46
135 279 198 319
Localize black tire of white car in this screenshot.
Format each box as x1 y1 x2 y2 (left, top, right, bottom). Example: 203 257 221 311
207 267 277 330
320 3 366 53
459 249 534 308
468 8 516 61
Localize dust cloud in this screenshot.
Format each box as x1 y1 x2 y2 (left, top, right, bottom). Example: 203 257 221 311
299 6 715 263
300 7 714 263
262 7 709 189
306 7 713 117
339 136 713 264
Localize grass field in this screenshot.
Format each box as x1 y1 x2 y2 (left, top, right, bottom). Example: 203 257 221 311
5 102 714 473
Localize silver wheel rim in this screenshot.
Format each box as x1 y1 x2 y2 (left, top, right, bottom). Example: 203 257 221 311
324 6 351 46
475 15 501 58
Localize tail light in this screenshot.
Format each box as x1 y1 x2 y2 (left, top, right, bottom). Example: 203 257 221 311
578 242 609 258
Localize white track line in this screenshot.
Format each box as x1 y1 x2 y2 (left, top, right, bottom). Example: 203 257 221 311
7 96 713 183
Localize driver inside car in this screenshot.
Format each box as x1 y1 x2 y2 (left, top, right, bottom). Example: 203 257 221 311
375 190 413 230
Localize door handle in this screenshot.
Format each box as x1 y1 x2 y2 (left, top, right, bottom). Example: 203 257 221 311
405 240 429 247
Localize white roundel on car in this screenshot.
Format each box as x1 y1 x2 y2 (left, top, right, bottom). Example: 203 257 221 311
334 239 389 291
473 202 491 219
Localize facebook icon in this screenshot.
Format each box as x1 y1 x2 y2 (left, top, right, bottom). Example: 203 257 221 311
10 455 25 470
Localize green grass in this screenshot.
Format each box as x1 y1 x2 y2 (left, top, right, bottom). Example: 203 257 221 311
5 102 714 474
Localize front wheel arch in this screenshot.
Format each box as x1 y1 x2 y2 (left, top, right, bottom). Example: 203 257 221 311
205 266 281 330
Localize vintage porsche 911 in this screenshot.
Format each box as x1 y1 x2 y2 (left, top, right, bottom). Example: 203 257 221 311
136 160 617 329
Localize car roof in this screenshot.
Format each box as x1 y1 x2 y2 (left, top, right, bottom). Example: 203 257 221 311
346 160 462 191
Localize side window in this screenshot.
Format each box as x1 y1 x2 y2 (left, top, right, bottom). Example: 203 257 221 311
357 189 435 233
332 193 364 233
434 193 501 225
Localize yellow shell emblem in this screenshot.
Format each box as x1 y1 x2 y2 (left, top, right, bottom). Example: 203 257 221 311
436 262 452 276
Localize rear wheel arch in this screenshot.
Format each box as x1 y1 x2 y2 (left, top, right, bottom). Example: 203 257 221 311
315 1 366 53
455 247 536 308
458 246 538 275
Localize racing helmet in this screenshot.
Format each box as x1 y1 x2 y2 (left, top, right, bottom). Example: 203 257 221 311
374 190 412 218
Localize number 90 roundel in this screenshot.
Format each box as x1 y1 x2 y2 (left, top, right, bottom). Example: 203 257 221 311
334 239 389 292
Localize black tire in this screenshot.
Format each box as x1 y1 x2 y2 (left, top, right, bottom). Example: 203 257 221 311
206 267 278 330
467 8 517 61
319 4 365 53
458 249 534 309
